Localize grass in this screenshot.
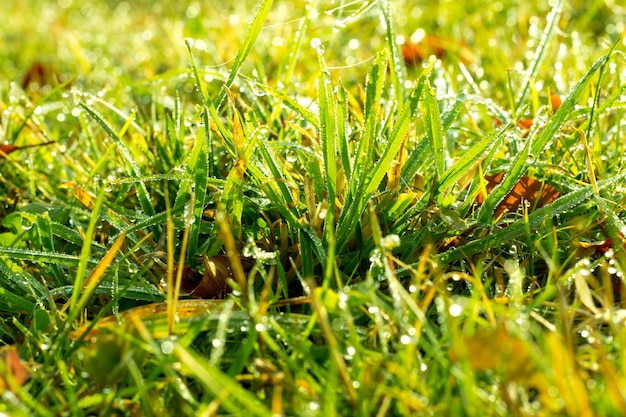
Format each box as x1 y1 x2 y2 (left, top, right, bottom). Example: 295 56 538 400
1 0 626 415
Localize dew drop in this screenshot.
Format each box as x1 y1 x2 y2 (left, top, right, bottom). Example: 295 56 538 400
310 38 325 53
449 303 463 317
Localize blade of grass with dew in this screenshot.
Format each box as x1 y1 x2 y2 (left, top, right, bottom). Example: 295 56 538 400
79 102 156 218
514 0 563 112
87 94 147 137
439 172 626 263
68 231 126 320
174 344 272 416
0 247 95 267
349 51 386 193
34 214 70 286
315 40 338 215
435 123 509 198
531 49 611 156
423 81 445 175
476 129 532 224
0 259 46 303
253 83 319 129
477 49 613 223
20 211 101 253
278 0 315 88
0 291 34 313
398 136 432 189
249 137 299 224
49 280 162 302
68 183 107 312
336 81 352 184
185 122 209 264
185 40 235 156
379 0 406 106
335 58 434 250
215 0 274 107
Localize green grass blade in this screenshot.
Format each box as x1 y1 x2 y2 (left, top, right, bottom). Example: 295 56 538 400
436 123 509 197
514 0 563 111
0 285 35 312
186 124 209 263
277 0 314 87
0 247 96 266
251 137 299 221
379 0 406 105
531 50 611 156
0 258 47 301
185 41 235 156
365 58 434 197
351 52 387 188
174 344 272 417
254 83 319 129
336 81 351 184
476 132 531 223
399 136 432 188
423 82 445 175
70 184 107 312
315 42 338 210
79 102 156 218
215 0 274 107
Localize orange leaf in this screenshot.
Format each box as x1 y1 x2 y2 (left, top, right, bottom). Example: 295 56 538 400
476 172 560 218
550 94 562 111
402 36 473 67
0 346 30 393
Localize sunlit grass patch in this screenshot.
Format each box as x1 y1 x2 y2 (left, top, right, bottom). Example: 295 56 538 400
1 0 626 415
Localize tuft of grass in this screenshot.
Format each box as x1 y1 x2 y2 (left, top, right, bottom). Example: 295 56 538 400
1 0 626 415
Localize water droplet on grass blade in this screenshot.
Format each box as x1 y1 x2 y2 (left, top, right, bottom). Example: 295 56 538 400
160 340 174 354
449 303 463 317
310 38 325 53
21 218 33 231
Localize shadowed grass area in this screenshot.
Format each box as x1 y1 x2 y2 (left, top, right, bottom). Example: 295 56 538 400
1 0 626 415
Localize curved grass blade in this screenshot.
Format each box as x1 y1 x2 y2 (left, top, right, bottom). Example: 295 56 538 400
477 49 613 223
185 41 235 156
423 82 445 175
0 258 47 301
315 44 338 211
514 0 562 111
436 123 509 197
79 102 156 218
253 83 319 129
0 247 95 266
185 124 209 263
365 58 435 197
476 131 531 224
335 58 434 250
530 50 611 156
215 0 274 107
379 0 405 105
351 52 387 190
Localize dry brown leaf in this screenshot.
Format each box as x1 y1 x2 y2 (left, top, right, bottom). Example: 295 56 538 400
0 346 30 393
475 172 560 218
